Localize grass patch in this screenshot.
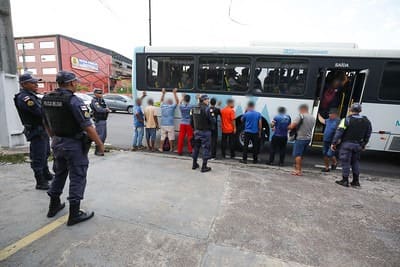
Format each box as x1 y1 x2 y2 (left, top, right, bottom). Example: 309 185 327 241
0 153 29 164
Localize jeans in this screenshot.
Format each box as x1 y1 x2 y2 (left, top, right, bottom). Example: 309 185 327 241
133 126 144 147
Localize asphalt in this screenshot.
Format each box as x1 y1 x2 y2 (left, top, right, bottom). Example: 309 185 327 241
1 151 400 266
107 112 400 178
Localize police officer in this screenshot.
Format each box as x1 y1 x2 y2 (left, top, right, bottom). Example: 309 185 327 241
209 98 220 159
90 88 110 156
191 95 213 172
331 103 372 187
42 71 104 226
14 73 53 190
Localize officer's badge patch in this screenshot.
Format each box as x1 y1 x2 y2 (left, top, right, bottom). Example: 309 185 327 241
80 105 88 111
84 111 90 118
27 100 35 107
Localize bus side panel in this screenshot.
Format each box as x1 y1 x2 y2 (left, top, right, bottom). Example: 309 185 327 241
136 54 147 94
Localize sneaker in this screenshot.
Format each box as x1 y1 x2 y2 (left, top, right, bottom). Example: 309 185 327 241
131 146 138 151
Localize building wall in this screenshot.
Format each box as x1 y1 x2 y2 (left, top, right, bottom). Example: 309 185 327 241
14 36 59 92
59 36 112 92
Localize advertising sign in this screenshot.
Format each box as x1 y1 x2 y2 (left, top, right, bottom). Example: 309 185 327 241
71 56 99 72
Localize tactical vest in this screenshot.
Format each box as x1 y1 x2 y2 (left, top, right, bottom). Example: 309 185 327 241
42 90 82 137
192 104 211 131
13 93 43 127
342 116 370 143
92 98 108 121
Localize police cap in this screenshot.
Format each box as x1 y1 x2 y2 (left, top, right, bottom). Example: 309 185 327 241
19 73 42 83
56 71 78 84
200 94 209 101
93 88 103 94
350 103 362 113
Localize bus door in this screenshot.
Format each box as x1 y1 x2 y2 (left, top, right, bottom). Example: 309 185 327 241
311 68 369 145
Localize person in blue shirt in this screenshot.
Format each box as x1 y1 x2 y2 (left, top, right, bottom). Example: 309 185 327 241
240 101 262 164
159 88 179 152
132 92 147 151
177 93 196 155
268 107 291 166
318 109 340 172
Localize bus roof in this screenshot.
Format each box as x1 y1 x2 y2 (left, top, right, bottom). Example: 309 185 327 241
141 46 400 59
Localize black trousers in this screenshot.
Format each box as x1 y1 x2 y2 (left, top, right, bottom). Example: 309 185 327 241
221 133 235 158
211 129 218 158
269 135 288 164
242 132 260 161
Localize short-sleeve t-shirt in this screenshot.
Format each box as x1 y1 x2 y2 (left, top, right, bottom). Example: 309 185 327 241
242 110 262 134
294 113 316 140
144 105 157 128
179 104 194 125
220 106 235 133
273 114 291 137
133 105 144 128
323 118 340 142
160 103 176 126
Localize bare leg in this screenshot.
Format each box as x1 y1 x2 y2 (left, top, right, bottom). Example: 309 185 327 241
331 156 337 166
323 156 329 170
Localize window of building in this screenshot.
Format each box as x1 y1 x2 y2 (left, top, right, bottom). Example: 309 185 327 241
17 42 34 50
41 55 56 62
379 62 400 101
255 59 308 95
147 56 194 89
37 83 44 88
39 41 55 49
18 55 35 63
26 68 37 75
198 57 251 92
42 68 57 75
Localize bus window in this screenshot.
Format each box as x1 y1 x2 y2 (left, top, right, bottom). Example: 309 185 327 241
147 56 194 89
198 57 251 92
379 62 400 101
255 59 308 95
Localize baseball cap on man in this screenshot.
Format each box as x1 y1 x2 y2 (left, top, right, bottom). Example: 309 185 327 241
19 73 42 83
200 94 209 101
350 103 362 113
56 71 79 84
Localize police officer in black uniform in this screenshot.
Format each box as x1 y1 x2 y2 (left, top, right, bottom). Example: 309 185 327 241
42 71 104 226
331 103 372 187
90 88 110 156
209 98 220 159
14 73 53 190
191 95 213 172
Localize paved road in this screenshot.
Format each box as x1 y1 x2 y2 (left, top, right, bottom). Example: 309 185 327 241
1 152 400 266
107 112 400 178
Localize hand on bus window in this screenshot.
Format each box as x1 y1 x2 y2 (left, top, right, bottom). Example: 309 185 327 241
162 88 166 94
142 91 147 98
173 88 178 94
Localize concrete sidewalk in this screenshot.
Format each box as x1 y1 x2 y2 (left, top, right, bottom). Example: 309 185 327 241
0 151 399 266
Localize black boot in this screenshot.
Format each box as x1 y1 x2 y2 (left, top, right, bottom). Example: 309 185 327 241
350 174 361 187
192 161 199 170
335 176 349 187
47 197 65 218
67 201 94 226
201 162 211 173
35 174 49 190
43 168 54 181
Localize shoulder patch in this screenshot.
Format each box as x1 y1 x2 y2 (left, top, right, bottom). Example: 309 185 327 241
27 100 35 107
81 105 88 111
84 111 91 118
23 96 31 102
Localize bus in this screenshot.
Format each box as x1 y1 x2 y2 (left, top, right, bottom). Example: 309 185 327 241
132 45 400 153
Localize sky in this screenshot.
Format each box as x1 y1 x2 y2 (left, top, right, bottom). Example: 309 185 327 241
10 0 400 59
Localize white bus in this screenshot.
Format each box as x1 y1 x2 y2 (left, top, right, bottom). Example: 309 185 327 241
132 45 400 152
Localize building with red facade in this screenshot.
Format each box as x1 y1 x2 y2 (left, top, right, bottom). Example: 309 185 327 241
14 34 132 93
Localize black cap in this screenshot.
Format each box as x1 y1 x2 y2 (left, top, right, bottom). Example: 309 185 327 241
350 103 362 113
19 73 42 83
56 71 78 84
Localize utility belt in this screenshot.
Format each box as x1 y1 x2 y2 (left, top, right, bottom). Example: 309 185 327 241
23 124 45 141
55 132 92 154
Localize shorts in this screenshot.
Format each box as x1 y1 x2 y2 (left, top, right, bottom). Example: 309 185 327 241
160 125 175 140
145 128 157 141
322 141 335 157
292 139 310 157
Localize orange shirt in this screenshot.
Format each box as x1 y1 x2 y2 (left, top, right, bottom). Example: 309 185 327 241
220 106 236 133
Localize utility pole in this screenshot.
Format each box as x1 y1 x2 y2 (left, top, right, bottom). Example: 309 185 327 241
148 0 152 46
0 0 25 147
